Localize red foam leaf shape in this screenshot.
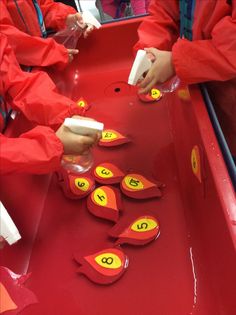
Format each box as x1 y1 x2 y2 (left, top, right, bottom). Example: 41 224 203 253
75 97 91 111
87 186 122 222
99 129 130 147
74 247 129 285
120 173 163 199
138 88 163 103
0 266 37 315
57 169 95 199
93 163 125 184
109 215 160 246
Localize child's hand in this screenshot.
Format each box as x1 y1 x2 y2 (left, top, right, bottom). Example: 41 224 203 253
71 115 102 143
56 117 100 155
82 24 94 38
67 49 79 62
56 125 97 156
66 13 94 38
144 47 157 62
66 13 85 29
0 236 5 249
138 49 175 94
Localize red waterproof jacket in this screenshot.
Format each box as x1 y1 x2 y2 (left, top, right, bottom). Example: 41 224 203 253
0 0 76 67
0 34 83 174
134 0 236 156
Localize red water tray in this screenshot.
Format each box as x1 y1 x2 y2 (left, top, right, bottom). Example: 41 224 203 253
1 17 236 315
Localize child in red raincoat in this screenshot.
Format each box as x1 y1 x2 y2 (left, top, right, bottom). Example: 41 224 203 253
0 33 98 174
134 0 236 157
100 0 150 19
0 0 93 68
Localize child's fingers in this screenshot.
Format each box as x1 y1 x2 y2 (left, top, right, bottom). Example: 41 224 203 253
67 49 79 62
138 78 156 94
67 49 79 55
83 25 94 38
138 74 152 89
75 13 84 23
79 134 98 146
147 53 156 62
0 236 5 249
67 134 96 155
144 47 159 55
144 48 157 62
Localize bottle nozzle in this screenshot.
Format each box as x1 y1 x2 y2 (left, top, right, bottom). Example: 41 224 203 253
82 11 101 29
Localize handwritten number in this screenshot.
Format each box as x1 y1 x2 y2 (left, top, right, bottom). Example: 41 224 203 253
129 178 140 187
104 132 113 138
77 182 85 188
137 222 148 230
101 169 110 176
101 257 113 265
97 194 105 202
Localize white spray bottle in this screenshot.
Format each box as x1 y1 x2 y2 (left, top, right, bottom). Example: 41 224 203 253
53 11 101 49
0 202 21 245
128 50 152 86
61 118 104 174
128 49 180 93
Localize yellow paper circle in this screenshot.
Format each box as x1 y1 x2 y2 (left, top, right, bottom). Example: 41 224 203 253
95 253 122 269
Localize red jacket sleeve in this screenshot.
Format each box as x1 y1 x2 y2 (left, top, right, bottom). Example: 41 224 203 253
1 35 83 130
40 0 77 31
0 34 83 175
10 71 84 130
0 2 69 68
0 126 63 175
172 4 236 83
134 0 180 52
135 0 236 84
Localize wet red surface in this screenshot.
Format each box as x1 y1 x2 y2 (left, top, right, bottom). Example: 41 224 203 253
1 18 236 315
